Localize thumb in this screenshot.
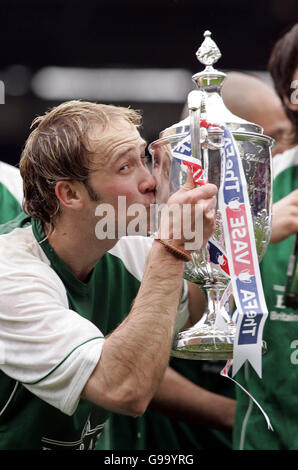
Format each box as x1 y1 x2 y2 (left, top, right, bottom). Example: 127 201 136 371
181 169 195 192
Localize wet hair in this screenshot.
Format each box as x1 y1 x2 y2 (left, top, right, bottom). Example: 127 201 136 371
268 23 298 144
19 100 142 226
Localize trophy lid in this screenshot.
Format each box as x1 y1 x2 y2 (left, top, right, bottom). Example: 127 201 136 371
159 30 263 139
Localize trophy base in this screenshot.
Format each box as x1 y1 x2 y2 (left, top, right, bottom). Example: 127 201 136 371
171 325 267 360
171 327 234 360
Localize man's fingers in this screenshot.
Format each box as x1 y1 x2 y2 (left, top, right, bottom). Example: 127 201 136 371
202 195 217 214
181 169 196 191
192 183 218 200
177 179 218 200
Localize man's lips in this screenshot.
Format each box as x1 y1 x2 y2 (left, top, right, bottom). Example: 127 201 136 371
144 191 156 206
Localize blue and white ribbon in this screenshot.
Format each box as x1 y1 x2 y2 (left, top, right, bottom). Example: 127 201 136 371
172 132 207 186
218 126 269 378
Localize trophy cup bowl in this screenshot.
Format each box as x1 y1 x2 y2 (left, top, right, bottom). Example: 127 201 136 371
149 31 273 360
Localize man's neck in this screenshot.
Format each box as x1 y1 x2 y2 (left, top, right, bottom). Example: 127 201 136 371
44 217 118 282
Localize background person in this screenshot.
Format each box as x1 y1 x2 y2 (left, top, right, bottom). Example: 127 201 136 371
221 71 293 156
233 23 298 450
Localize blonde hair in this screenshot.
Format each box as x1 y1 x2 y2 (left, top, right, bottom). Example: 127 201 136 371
19 100 142 225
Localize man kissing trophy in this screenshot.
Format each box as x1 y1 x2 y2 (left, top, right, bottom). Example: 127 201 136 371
149 31 273 378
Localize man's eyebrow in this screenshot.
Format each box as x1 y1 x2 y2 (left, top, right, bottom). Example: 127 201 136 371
109 142 147 166
139 141 147 152
116 141 147 158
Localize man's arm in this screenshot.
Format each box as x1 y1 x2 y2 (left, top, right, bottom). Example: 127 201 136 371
82 182 217 417
151 286 235 432
82 241 185 417
150 366 235 430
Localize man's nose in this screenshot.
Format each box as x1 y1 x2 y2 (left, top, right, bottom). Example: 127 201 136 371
139 166 156 193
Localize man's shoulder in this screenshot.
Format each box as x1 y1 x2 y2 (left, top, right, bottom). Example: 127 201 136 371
108 236 153 282
0 216 49 268
0 161 21 182
0 212 31 235
0 217 67 301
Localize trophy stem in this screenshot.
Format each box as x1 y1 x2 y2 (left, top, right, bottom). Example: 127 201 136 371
204 284 226 325
171 282 235 360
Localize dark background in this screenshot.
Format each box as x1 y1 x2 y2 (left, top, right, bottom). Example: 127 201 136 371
0 0 297 166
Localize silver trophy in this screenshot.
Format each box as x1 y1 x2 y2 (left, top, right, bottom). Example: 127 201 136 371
149 31 273 360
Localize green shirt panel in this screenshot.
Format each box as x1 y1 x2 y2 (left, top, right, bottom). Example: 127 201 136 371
0 182 23 224
233 161 298 450
0 378 102 450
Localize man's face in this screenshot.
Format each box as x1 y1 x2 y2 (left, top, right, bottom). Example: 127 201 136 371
260 107 292 156
85 120 156 238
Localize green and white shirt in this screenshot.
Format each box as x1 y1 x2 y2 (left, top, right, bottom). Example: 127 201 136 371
0 214 188 449
0 161 23 224
233 145 298 450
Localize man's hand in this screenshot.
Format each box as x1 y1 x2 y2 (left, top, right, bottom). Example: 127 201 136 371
270 189 298 243
158 170 217 251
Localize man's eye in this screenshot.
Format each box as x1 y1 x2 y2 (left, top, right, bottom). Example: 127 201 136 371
120 164 129 171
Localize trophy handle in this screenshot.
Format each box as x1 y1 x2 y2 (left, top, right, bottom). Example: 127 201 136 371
187 89 205 164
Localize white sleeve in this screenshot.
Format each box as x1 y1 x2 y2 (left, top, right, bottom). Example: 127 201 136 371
273 145 298 179
110 236 189 331
24 339 103 416
0 161 23 205
0 239 104 415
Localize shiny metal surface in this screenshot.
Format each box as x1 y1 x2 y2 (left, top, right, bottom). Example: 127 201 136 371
149 31 273 360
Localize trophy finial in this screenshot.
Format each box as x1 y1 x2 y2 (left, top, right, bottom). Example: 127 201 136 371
196 30 222 67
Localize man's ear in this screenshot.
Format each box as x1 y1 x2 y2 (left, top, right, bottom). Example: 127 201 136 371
55 181 84 211
283 94 298 112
